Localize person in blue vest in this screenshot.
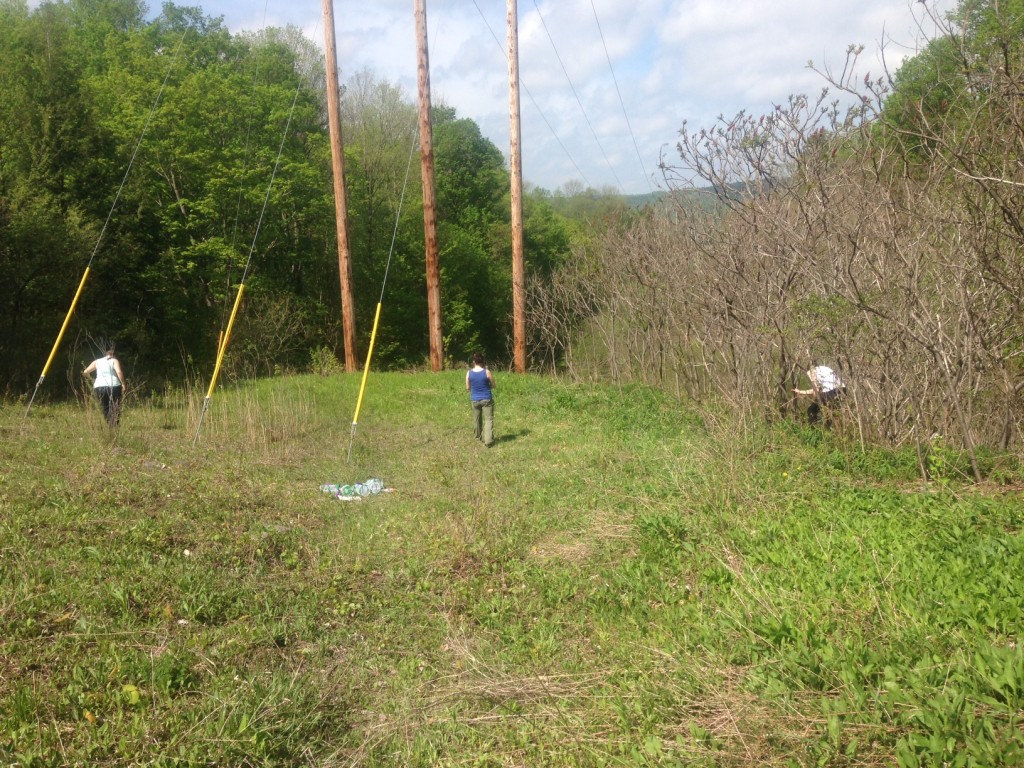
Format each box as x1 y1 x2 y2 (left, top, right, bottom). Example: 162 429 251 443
83 345 126 428
465 352 496 446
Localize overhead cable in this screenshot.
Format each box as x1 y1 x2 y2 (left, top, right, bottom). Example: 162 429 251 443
470 0 594 190
589 0 655 193
530 0 625 191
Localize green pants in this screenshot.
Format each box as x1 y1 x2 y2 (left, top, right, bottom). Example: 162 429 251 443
472 399 494 446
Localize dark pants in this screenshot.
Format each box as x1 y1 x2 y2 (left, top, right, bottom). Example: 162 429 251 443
472 398 494 446
96 386 123 427
808 388 844 425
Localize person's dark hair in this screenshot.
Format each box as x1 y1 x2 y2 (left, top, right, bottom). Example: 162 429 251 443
472 352 485 366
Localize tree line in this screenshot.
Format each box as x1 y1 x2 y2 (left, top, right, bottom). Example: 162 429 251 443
0 0 587 396
528 0 1024 470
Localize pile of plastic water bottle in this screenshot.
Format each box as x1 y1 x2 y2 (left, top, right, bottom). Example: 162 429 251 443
320 478 386 499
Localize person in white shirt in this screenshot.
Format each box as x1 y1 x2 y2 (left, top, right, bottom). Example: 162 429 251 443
793 364 845 424
83 346 126 428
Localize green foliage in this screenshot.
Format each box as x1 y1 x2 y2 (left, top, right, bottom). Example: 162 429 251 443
954 0 1024 71
522 192 574 276
308 345 343 376
543 183 632 231
2 7 581 390
431 107 511 363
881 0 1024 158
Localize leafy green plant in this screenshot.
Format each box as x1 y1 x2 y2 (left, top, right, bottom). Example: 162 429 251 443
308 345 344 377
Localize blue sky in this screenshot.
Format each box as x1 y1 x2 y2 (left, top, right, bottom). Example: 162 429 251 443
186 0 953 194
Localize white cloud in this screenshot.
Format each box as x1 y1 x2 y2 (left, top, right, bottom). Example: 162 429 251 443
166 0 954 193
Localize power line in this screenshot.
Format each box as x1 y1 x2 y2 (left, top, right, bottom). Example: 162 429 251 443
530 0 625 191
589 0 654 193
470 0 594 190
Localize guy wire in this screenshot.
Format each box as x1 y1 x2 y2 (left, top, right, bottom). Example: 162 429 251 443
380 122 421 303
193 26 317 447
346 119 420 462
224 0 272 328
88 31 189 271
25 29 188 417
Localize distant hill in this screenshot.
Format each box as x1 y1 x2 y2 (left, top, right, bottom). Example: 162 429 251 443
624 191 667 208
624 187 721 211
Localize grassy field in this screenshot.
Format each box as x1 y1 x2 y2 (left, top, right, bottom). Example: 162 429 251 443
2 371 1023 767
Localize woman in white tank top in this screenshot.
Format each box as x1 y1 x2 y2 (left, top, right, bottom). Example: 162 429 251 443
83 346 126 427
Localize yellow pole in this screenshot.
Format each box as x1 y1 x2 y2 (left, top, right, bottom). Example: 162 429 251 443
348 302 382 461
192 283 246 446
26 267 91 416
352 302 382 425
206 284 246 400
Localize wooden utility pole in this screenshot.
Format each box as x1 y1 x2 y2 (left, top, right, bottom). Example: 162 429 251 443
507 0 526 373
414 0 443 371
322 0 357 370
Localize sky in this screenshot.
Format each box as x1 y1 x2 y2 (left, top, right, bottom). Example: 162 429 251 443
185 0 954 195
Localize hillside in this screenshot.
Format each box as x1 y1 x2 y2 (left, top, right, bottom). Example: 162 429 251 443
2 372 1022 766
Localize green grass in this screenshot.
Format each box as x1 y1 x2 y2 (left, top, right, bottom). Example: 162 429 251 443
2 372 1023 766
